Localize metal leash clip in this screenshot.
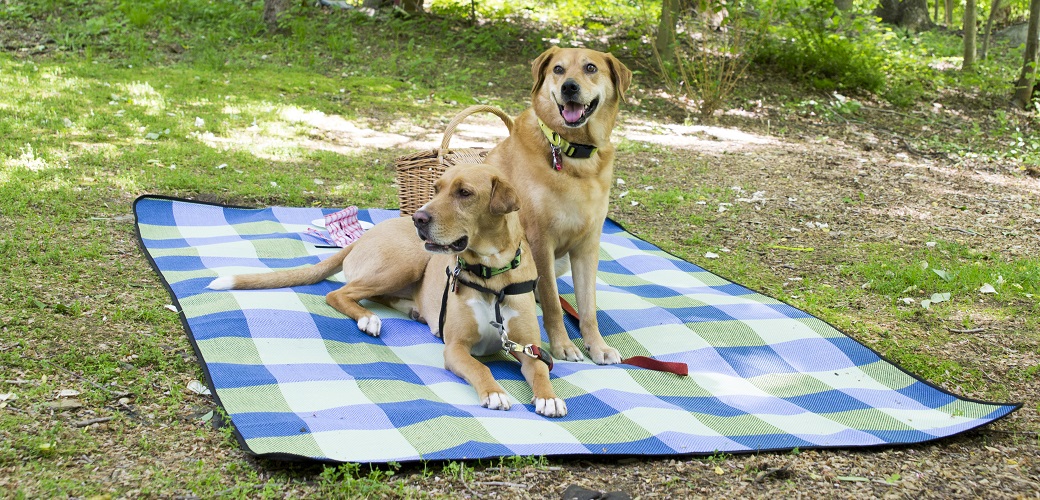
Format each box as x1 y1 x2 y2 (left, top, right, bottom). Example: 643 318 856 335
550 144 563 171
449 265 461 293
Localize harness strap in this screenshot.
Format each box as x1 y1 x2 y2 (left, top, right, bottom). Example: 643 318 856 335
438 266 549 369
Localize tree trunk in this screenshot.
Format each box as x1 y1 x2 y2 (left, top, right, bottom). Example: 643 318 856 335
945 0 954 25
835 0 854 11
1012 0 1040 108
397 0 425 14
981 0 1002 60
964 0 977 70
656 0 679 64
875 0 933 31
901 0 933 30
263 0 292 33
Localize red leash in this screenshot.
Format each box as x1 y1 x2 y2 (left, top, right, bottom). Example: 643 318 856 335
558 297 688 376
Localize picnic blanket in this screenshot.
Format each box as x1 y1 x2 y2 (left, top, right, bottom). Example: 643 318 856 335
133 195 1019 463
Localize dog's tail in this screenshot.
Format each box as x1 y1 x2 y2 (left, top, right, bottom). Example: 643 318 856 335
207 245 354 290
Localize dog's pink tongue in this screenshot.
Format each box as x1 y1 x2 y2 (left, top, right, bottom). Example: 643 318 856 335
562 102 584 123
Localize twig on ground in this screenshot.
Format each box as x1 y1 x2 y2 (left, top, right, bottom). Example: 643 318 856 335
947 327 986 334
753 466 790 484
939 226 980 236
73 416 114 428
891 136 948 159
40 359 127 398
474 481 527 488
980 429 1040 437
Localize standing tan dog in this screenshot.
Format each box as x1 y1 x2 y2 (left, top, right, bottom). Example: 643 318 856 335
207 164 566 417
484 47 632 365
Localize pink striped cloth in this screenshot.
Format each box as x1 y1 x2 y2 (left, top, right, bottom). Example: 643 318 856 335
324 206 365 247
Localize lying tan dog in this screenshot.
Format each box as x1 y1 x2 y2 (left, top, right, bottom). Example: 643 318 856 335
207 164 566 417
485 47 632 365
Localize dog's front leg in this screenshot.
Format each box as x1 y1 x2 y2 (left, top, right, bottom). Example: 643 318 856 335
518 356 567 417
443 342 511 410
530 241 585 362
570 236 621 365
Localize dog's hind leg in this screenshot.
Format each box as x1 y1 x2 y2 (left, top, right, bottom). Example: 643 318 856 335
374 297 425 323
326 274 418 337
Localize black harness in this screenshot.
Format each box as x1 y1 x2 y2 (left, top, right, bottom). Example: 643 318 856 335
437 249 552 370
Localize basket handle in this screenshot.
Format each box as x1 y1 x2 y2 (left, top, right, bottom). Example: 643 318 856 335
439 105 514 150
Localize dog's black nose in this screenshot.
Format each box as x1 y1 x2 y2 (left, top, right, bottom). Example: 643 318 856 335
412 210 431 228
561 79 580 99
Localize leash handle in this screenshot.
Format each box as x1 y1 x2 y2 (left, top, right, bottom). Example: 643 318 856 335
440 105 515 150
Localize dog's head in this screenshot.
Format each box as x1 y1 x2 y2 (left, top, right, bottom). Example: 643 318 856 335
530 47 632 130
412 163 520 255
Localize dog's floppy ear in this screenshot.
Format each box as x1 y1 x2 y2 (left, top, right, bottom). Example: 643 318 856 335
530 47 561 96
489 176 520 215
605 53 633 103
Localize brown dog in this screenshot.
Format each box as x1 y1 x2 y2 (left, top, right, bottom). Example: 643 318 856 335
207 164 566 417
484 47 632 365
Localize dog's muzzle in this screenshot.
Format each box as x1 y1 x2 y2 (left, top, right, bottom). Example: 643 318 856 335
556 80 599 127
413 210 469 253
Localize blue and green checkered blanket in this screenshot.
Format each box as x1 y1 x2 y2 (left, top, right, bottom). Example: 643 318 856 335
133 195 1018 463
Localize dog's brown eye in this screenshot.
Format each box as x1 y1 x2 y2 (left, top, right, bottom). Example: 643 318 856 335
584 63 597 73
553 65 564 75
458 188 472 198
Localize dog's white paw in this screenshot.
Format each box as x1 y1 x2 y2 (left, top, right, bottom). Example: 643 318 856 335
589 345 622 365
207 276 235 290
552 341 585 362
533 397 567 418
482 392 511 411
356 315 382 337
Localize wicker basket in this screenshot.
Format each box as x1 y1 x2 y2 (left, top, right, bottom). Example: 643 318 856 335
395 105 514 216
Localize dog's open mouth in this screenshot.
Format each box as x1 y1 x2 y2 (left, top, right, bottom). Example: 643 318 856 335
558 97 599 127
423 235 468 254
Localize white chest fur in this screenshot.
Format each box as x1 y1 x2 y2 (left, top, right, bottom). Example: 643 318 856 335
466 297 519 357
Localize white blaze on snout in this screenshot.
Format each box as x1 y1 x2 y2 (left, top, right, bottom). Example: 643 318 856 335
466 297 519 357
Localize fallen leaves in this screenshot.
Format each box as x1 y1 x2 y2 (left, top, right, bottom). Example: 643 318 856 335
187 380 211 396
920 292 951 309
44 399 84 411
0 392 16 408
